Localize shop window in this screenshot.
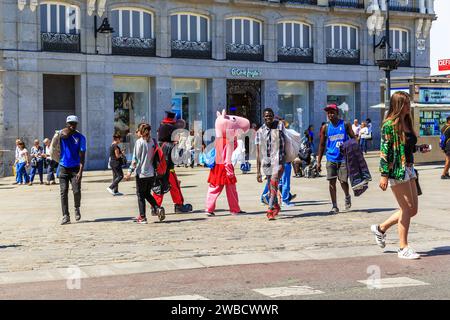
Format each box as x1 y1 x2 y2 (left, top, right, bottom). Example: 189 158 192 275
327 82 355 121
419 110 450 136
172 79 207 131
278 81 309 134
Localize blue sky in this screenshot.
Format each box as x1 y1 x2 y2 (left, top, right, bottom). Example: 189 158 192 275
430 0 450 75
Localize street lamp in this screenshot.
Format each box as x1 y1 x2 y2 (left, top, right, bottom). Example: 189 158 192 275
367 0 410 111
94 16 115 54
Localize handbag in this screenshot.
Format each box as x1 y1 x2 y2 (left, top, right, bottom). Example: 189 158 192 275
31 157 38 168
120 154 128 167
414 169 422 196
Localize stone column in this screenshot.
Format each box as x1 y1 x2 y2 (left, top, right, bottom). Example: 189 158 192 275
151 76 173 135
264 17 277 62
213 13 226 60
311 81 328 146
156 3 170 57
209 78 227 129
314 16 326 64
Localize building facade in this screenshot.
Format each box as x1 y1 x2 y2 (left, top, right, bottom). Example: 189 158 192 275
0 0 436 175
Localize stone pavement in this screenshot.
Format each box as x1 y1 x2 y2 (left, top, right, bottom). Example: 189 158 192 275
0 152 449 284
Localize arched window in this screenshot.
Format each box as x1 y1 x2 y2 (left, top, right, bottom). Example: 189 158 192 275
389 28 409 53
226 17 262 46
40 2 80 34
170 13 210 42
111 8 154 39
277 22 311 49
325 24 358 50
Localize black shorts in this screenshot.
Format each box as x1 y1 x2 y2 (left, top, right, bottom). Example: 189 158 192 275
326 161 348 183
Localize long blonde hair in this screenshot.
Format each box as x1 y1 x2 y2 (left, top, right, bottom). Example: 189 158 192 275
383 91 415 140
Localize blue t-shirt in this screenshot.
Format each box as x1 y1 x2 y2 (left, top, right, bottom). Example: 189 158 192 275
326 120 348 163
60 131 86 168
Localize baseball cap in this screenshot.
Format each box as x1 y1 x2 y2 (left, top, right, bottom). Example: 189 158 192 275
66 115 79 123
324 104 338 112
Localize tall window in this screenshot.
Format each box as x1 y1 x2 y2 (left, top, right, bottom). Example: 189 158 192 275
40 2 80 34
389 28 409 53
111 8 154 39
277 22 311 48
226 18 262 45
325 24 358 50
171 13 210 42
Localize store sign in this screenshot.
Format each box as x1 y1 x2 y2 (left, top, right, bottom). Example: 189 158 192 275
230 68 262 78
419 88 450 104
438 59 450 71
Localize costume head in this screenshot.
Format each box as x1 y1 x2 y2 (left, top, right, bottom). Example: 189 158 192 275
215 109 250 139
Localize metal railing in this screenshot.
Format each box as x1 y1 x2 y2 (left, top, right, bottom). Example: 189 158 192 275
326 48 360 65
390 51 411 67
226 43 264 61
171 40 212 59
388 0 420 13
278 47 314 63
329 0 364 9
41 32 80 53
280 0 318 5
112 37 156 57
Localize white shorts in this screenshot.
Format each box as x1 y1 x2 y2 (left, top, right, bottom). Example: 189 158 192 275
389 166 416 187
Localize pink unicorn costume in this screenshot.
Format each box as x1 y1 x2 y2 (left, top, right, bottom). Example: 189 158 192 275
205 110 250 214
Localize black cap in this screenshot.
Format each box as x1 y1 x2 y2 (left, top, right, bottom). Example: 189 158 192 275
165 111 176 119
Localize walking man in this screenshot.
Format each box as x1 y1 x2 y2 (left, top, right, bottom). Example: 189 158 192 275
59 115 86 225
317 104 355 214
441 116 450 179
43 138 57 185
256 108 286 220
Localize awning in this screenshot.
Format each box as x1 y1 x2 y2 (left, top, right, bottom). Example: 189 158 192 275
369 103 450 109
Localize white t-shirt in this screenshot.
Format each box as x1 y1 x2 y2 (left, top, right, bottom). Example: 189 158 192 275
352 124 361 136
18 149 28 163
359 127 369 139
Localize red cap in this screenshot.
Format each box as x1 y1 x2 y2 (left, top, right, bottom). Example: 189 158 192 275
324 104 338 112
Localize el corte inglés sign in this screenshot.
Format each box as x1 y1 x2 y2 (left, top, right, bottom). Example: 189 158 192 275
230 68 262 78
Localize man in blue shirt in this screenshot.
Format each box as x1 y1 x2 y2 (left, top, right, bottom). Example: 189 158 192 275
317 104 355 214
59 115 86 225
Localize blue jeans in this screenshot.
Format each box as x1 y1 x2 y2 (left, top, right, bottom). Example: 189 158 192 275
261 163 293 204
17 162 29 184
29 159 44 183
46 159 57 182
15 163 20 183
360 138 367 153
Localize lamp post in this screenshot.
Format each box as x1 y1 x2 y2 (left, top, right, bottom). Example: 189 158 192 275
94 16 115 54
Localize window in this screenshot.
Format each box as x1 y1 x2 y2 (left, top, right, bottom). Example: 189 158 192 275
40 2 80 34
171 13 210 42
226 18 262 45
325 25 358 50
389 28 409 53
277 22 311 48
111 8 154 38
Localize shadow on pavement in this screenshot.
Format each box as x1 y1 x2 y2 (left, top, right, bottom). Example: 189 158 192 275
359 208 397 214
83 217 136 223
155 217 207 224
0 244 22 249
279 211 337 219
418 246 450 257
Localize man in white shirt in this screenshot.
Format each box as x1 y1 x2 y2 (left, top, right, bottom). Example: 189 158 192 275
42 138 57 185
352 119 361 137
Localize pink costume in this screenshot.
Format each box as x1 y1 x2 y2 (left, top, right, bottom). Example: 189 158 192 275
205 110 250 214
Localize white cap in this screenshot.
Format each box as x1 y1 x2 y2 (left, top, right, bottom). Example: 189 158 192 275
66 115 79 123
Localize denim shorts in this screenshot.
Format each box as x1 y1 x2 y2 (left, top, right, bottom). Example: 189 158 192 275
389 165 416 187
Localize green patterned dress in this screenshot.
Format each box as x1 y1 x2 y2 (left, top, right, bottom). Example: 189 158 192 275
379 119 407 180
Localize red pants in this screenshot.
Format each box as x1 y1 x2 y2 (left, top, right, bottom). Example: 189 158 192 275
153 171 184 206
205 183 240 213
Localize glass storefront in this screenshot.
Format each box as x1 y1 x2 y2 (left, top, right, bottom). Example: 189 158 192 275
278 81 309 134
172 78 207 131
113 77 150 159
327 82 355 121
419 110 450 136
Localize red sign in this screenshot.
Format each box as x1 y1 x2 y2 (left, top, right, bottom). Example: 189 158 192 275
439 59 450 71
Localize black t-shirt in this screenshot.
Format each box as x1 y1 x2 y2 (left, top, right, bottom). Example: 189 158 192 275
158 123 176 143
443 125 450 151
405 132 417 164
110 144 121 164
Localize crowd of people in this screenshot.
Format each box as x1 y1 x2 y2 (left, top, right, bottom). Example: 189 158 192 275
10 90 450 261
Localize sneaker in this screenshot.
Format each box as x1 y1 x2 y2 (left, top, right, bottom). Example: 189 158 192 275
266 210 275 220
441 175 450 180
282 202 295 207
136 216 148 224
151 207 157 216
206 212 215 217
261 193 269 205
28 182 33 186
12 182 18 185
157 207 166 222
114 192 124 196
61 216 71 225
289 194 297 202
75 208 81 222
329 207 339 214
397 247 420 260
106 187 115 195
231 210 246 215
174 204 192 213
370 224 386 249
345 196 352 210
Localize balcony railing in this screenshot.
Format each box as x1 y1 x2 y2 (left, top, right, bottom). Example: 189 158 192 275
280 0 318 5
171 40 212 59
226 43 264 61
278 47 314 63
41 32 80 53
326 48 360 65
390 51 411 67
389 0 420 12
329 0 364 9
112 37 156 57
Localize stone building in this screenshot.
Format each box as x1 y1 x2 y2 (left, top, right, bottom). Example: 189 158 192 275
0 0 436 175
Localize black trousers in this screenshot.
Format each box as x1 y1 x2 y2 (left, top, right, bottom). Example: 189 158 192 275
47 159 57 182
109 163 124 193
136 175 158 218
59 166 81 217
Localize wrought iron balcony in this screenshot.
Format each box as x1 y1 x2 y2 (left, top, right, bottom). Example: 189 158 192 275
390 51 411 67
388 0 420 13
112 37 156 57
226 43 264 61
278 47 314 63
329 0 364 9
280 0 318 5
326 48 360 65
171 40 212 59
41 32 80 53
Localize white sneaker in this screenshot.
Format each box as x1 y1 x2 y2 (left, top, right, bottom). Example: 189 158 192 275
115 192 124 196
370 225 386 249
106 187 115 196
397 247 420 260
